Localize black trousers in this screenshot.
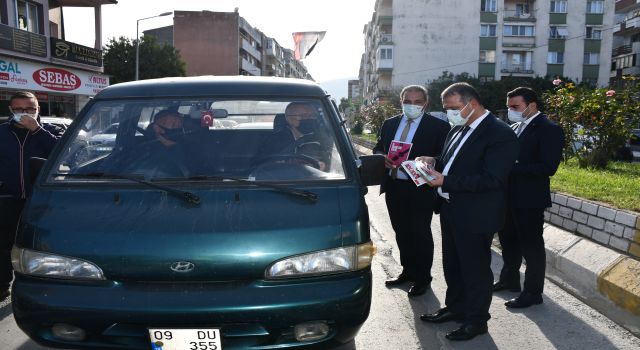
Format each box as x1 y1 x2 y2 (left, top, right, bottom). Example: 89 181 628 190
384 178 435 284
498 207 546 295
0 196 23 291
440 201 494 325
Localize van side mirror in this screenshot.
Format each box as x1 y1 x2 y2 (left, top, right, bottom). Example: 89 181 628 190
358 154 386 186
29 157 47 185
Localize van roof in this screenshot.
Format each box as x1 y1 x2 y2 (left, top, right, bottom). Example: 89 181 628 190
94 76 327 100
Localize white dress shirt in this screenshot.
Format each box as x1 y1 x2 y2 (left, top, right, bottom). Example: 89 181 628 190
438 110 490 199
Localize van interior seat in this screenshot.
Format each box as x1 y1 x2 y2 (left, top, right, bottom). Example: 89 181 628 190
273 113 287 131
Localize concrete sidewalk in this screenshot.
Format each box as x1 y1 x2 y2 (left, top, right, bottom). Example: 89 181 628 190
353 141 640 337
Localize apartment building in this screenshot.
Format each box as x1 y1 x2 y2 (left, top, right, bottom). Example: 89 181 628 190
144 10 312 80
611 0 640 80
0 0 113 117
359 0 614 103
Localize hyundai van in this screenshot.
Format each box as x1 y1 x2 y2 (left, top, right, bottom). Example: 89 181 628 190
11 76 384 349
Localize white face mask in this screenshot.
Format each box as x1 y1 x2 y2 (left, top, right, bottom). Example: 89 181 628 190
446 103 474 126
402 104 424 119
507 105 529 123
12 113 33 123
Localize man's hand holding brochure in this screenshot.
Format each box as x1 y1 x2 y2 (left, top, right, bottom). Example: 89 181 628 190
401 158 436 187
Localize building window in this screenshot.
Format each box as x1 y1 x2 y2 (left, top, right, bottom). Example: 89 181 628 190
586 1 604 14
548 51 564 64
481 0 497 12
479 50 496 63
586 27 602 39
515 3 530 16
584 52 600 65
550 0 568 13
549 26 568 39
15 0 41 34
379 48 392 60
503 25 535 36
480 24 497 37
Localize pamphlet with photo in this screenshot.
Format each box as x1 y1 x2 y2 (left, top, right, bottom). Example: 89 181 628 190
401 160 436 187
387 140 412 167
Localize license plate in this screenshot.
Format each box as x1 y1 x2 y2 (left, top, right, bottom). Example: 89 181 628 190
148 328 222 350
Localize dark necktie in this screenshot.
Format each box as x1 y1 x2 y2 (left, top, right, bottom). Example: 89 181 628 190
441 126 470 166
391 119 414 179
516 122 526 137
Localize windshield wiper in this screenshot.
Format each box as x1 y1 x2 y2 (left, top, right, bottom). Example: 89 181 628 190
54 172 201 205
186 175 319 203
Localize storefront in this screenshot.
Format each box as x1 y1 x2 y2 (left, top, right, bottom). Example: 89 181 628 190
0 56 109 119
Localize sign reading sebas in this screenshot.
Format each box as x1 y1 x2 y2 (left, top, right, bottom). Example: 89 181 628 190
32 68 81 91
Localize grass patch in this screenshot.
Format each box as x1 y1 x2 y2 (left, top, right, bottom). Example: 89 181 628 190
551 158 640 212
351 133 377 143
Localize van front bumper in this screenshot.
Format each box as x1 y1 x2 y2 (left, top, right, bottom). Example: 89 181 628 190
12 270 371 349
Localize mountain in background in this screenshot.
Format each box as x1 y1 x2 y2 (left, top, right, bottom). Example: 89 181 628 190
318 77 356 101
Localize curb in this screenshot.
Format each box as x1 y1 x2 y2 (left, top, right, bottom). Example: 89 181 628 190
544 224 640 336
352 139 640 337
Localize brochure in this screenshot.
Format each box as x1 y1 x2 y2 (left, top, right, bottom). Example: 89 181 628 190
401 160 435 187
387 140 412 167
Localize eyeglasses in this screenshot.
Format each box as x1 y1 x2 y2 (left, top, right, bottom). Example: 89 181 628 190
10 107 38 114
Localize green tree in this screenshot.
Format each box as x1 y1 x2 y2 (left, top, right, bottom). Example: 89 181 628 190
103 36 186 84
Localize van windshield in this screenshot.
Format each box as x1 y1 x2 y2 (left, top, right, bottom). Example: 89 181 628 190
47 98 347 183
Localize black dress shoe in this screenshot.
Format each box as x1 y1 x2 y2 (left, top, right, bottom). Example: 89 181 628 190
385 273 412 286
505 293 543 308
0 289 9 301
420 307 463 323
492 280 521 293
445 323 488 341
408 282 429 297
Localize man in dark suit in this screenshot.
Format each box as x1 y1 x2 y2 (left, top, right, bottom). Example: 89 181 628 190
493 87 565 308
418 83 518 341
373 85 450 297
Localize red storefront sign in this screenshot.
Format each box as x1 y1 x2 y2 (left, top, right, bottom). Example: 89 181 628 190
32 68 81 91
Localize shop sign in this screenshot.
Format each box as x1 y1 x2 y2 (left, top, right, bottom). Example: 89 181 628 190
51 38 102 67
33 68 81 91
0 56 108 95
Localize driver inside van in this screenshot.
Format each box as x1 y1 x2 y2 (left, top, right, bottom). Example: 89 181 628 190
255 102 327 170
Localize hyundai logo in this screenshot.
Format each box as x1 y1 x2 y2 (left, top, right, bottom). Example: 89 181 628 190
170 261 195 273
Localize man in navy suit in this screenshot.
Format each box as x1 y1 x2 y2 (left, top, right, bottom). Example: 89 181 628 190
493 87 565 308
418 83 519 341
373 85 450 297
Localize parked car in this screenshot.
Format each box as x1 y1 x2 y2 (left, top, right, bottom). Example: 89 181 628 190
11 76 384 349
40 116 73 132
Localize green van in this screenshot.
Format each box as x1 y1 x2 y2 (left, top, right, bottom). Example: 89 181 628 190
11 77 384 349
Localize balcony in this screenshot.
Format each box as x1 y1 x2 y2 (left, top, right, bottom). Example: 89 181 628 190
503 10 536 22
376 58 393 71
241 58 261 76
501 64 534 74
618 15 640 34
241 38 262 61
613 45 633 57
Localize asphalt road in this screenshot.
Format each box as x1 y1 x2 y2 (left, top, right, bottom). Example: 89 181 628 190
1 186 639 349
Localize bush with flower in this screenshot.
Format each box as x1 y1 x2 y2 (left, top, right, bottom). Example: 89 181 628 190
543 76 640 168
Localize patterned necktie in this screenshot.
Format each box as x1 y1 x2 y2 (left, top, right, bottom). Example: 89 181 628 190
516 121 526 137
441 126 471 166
391 119 414 179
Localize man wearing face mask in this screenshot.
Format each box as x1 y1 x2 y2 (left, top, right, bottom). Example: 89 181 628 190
494 87 564 309
373 85 450 297
0 91 61 301
255 102 327 170
416 83 518 341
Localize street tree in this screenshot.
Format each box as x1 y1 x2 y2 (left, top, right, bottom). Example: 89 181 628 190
103 36 186 84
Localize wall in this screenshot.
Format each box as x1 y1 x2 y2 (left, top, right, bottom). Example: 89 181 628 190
173 11 239 76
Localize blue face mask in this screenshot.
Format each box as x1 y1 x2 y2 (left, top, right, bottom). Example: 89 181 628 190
402 104 424 119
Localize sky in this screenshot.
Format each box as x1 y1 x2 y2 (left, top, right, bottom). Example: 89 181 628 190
63 0 376 100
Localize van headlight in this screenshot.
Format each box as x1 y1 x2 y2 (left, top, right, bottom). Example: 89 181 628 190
266 242 376 279
11 246 105 280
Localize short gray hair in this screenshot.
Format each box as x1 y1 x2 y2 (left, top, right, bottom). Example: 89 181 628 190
400 85 429 103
